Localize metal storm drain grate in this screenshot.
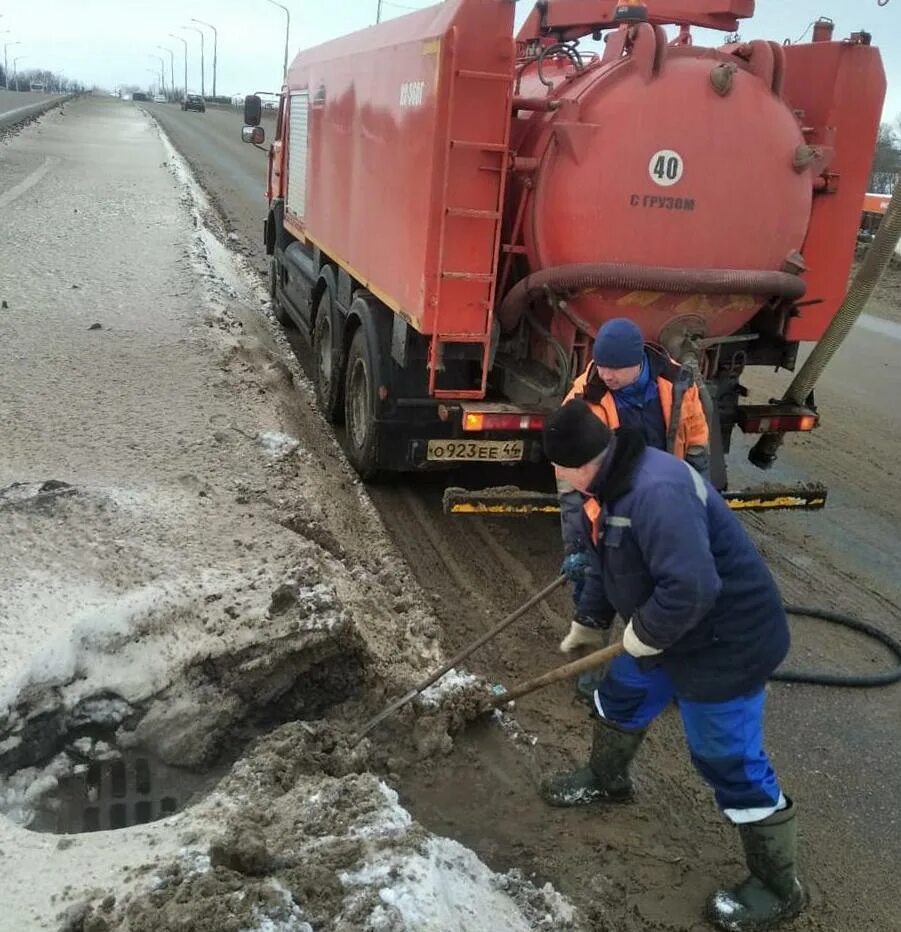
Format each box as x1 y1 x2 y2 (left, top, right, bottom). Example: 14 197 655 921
29 751 211 834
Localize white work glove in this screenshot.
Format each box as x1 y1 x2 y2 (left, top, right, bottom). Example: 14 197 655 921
560 619 610 653
622 618 663 658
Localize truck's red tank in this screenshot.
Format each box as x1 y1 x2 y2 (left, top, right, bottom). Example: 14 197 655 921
511 44 813 340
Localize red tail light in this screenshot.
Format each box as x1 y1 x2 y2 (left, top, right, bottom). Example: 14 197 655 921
463 412 546 432
738 410 819 434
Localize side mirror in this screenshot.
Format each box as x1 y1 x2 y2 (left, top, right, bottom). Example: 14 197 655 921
244 94 262 126
242 125 266 145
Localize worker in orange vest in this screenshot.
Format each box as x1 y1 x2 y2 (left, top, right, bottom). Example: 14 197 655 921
558 318 710 688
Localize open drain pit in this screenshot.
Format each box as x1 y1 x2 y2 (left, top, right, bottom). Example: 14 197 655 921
0 620 369 836
0 479 578 928
28 750 213 834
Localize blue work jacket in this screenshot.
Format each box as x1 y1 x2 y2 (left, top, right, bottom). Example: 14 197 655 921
579 437 789 702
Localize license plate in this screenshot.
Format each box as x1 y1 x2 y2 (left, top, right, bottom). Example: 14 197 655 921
426 439 525 463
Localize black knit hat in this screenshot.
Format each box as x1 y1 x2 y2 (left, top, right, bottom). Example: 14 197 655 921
543 399 614 468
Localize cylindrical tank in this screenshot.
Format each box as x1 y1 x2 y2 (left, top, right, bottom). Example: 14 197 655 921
506 31 813 341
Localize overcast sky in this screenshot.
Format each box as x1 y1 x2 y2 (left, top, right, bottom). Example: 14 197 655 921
2 0 898 119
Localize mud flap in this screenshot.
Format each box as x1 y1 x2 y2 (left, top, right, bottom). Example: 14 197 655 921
707 385 728 492
442 484 828 516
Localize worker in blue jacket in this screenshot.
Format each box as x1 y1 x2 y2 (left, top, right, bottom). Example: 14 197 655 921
540 399 805 932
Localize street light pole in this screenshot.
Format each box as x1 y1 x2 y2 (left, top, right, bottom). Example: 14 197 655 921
13 54 25 91
149 54 166 95
191 19 218 100
3 39 21 90
181 26 205 99
144 68 160 95
266 0 290 83
0 29 9 85
169 33 188 98
158 46 175 101
377 0 383 23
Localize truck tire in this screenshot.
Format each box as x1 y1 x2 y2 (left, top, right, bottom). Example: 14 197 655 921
270 256 294 328
313 291 344 423
343 327 380 480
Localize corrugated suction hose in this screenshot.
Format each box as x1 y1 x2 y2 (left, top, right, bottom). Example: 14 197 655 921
496 263 807 334
750 183 901 467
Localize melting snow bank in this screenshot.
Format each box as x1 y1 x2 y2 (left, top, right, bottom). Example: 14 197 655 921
0 480 586 930
340 835 575 931
62 725 581 931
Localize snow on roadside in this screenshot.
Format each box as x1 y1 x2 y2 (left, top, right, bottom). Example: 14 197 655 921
74 725 585 931
341 833 575 932
417 668 480 709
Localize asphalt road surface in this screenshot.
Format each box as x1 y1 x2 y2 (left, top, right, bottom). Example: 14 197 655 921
0 89 64 129
145 98 900 931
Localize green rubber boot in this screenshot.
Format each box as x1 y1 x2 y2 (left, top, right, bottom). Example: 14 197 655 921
706 800 806 931
540 718 645 807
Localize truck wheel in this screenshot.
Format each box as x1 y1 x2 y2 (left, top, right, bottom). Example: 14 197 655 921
343 327 380 480
270 257 294 328
313 291 344 423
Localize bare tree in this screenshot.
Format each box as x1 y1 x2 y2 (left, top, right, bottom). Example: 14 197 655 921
13 66 85 95
870 122 901 193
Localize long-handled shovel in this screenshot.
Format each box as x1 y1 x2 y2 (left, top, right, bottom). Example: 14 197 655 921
352 575 567 745
488 641 624 707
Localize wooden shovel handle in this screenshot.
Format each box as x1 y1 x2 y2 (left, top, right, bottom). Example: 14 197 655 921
352 575 568 744
490 641 625 707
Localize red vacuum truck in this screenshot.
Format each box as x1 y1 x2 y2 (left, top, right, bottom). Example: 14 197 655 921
242 0 885 510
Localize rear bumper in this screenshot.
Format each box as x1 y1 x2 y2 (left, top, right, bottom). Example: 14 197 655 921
373 400 546 472
442 484 828 516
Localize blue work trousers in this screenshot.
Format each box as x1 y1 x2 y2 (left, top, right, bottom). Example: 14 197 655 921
595 654 784 824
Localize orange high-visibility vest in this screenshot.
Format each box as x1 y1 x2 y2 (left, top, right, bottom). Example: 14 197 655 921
584 498 603 546
564 362 708 459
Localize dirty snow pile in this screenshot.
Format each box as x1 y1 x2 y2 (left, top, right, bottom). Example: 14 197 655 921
67 723 582 932
0 474 583 932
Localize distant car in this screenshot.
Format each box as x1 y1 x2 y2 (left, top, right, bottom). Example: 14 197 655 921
152 94 166 103
182 94 206 113
132 92 149 102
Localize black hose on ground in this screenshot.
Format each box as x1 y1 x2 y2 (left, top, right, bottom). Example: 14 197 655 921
773 605 901 688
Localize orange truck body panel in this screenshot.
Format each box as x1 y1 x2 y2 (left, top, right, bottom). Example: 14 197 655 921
781 40 887 341
283 0 514 340
863 193 891 215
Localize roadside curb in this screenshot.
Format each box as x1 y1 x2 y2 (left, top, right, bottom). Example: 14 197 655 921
0 94 74 132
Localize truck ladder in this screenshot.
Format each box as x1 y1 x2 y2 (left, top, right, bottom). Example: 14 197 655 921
428 54 513 400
